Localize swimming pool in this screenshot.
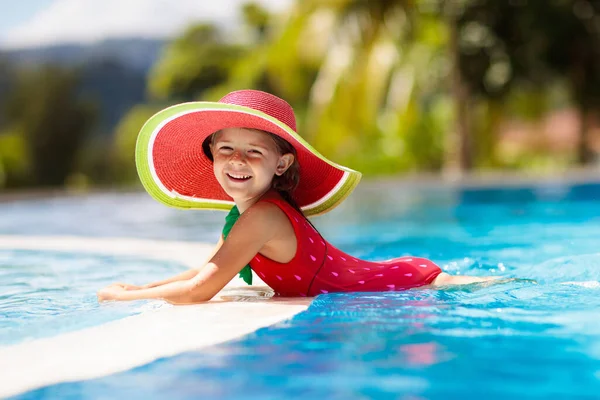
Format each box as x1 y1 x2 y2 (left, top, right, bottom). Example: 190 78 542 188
4 179 600 398
0 249 183 346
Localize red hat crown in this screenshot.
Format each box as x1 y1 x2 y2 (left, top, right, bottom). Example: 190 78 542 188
218 90 297 132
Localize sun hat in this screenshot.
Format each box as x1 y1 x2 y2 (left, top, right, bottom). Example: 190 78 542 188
135 89 361 216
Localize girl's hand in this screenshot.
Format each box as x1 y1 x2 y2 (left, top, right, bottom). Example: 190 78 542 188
97 283 127 302
112 282 142 290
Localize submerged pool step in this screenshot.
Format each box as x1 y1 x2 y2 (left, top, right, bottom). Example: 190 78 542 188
0 298 309 398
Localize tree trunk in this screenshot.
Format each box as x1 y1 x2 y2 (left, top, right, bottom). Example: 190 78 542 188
577 105 593 165
445 15 473 177
571 40 594 166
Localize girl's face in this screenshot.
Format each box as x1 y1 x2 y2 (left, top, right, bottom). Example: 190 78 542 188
210 128 294 204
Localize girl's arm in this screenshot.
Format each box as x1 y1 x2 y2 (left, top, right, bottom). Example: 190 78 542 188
140 235 225 289
98 203 281 304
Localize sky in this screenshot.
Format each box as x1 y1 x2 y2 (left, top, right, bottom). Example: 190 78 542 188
0 0 293 49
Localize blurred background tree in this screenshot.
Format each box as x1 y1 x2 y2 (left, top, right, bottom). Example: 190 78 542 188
112 104 163 183
0 0 599 191
148 24 244 101
4 66 96 187
449 0 600 170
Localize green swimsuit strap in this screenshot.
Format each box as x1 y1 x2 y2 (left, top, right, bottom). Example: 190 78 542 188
222 205 253 285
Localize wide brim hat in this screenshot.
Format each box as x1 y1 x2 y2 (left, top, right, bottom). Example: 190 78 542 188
135 90 361 216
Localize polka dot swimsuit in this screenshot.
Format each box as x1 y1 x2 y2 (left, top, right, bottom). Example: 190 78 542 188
249 196 443 297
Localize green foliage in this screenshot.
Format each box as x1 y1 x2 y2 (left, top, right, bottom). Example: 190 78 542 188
72 136 114 186
0 58 16 129
112 104 163 183
241 2 271 39
500 150 574 173
283 1 455 175
4 66 96 187
0 129 29 188
205 2 319 104
148 24 243 101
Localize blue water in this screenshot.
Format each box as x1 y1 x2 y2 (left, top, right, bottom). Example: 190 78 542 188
5 181 600 398
0 250 184 345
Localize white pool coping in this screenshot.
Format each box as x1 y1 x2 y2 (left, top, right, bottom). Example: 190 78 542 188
0 236 312 398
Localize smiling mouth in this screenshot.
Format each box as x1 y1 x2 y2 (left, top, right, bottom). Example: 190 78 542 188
226 173 252 182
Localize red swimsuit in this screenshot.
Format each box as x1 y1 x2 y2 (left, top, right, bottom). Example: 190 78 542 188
249 196 443 297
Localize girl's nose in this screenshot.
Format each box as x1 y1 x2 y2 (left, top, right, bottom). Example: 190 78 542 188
229 150 246 164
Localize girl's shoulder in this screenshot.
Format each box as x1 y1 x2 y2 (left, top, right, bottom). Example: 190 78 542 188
255 191 301 217
224 200 292 252
239 198 291 230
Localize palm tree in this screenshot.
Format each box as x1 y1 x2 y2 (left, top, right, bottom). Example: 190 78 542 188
453 0 600 167
227 0 454 174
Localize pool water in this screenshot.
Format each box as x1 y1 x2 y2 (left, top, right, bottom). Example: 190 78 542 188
0 250 183 345
5 181 600 398
17 287 600 399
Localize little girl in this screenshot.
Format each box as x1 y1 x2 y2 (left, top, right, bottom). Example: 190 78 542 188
97 90 496 304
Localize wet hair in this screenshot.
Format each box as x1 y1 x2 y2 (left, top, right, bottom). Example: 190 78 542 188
202 129 303 214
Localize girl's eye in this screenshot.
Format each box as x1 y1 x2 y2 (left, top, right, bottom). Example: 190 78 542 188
249 149 263 155
218 146 233 151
